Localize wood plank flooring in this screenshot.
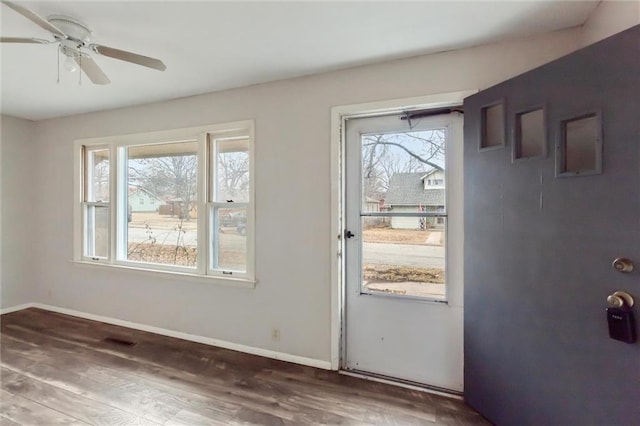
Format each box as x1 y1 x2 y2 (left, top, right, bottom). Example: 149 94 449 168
0 309 488 425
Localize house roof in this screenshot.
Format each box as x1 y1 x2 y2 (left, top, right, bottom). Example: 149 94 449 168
420 168 441 181
385 173 444 206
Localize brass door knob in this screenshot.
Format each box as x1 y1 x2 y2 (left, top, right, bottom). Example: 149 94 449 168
612 258 634 273
607 291 635 308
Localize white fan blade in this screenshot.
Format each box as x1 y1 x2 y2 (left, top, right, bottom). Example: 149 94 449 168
74 55 110 85
90 44 166 71
1 1 67 38
1 37 51 44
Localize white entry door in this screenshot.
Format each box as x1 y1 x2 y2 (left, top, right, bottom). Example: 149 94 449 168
344 110 464 392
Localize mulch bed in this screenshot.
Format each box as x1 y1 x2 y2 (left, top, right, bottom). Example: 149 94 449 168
363 264 445 284
127 243 197 267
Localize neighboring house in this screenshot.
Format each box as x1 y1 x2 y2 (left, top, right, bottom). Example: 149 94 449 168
129 187 165 212
159 198 198 219
384 170 445 229
363 196 386 228
364 196 381 213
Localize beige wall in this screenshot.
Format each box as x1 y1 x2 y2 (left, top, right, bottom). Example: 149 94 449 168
2 1 636 366
26 28 581 364
581 0 640 46
0 115 36 309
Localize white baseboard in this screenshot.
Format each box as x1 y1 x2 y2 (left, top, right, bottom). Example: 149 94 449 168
0 303 35 315
1 303 332 371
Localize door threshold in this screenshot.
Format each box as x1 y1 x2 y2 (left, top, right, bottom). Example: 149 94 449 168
340 369 463 400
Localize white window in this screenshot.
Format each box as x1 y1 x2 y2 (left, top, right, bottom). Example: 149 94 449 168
75 121 255 283
209 135 250 274
82 146 110 260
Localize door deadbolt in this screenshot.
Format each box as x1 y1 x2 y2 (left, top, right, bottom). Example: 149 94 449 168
606 291 636 343
612 258 634 273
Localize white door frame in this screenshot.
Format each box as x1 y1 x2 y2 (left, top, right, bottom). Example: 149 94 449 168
330 90 477 370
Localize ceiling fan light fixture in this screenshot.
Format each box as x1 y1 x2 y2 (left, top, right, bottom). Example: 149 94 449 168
64 54 78 72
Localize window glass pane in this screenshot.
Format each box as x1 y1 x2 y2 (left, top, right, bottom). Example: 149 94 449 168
85 205 109 258
361 129 446 212
214 207 247 272
362 216 446 299
125 141 198 268
86 148 109 202
516 109 545 159
215 138 249 203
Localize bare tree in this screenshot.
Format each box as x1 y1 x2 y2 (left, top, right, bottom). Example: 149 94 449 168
130 154 197 220
216 151 249 202
92 157 110 201
361 129 445 199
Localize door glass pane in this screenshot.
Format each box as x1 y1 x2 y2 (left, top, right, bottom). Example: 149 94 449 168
214 138 250 203
481 103 504 148
563 114 599 173
361 129 446 211
213 207 247 272
125 142 198 268
515 108 545 159
86 148 109 202
85 205 109 258
362 216 446 299
360 128 446 299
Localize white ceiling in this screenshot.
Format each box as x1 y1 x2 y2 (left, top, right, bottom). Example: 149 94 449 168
1 1 599 121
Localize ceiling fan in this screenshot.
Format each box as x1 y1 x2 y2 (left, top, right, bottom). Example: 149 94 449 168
0 0 166 85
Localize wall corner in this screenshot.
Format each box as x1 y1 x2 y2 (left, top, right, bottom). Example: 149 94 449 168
580 0 640 47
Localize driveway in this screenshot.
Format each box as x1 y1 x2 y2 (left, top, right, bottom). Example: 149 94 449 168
127 226 244 249
362 241 444 268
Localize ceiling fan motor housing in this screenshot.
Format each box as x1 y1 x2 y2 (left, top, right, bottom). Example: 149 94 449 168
48 15 91 56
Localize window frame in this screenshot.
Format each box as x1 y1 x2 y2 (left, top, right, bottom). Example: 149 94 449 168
73 121 255 284
207 132 254 279
80 145 111 261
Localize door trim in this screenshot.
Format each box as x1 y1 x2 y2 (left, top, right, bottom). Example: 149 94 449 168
330 90 477 370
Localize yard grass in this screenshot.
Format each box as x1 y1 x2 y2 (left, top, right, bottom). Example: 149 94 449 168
362 227 430 245
129 212 197 230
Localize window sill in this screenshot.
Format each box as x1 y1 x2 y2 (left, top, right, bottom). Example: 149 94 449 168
70 260 256 288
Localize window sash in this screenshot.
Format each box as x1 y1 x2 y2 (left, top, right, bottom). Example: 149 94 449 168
115 142 202 273
84 146 110 203
82 201 110 260
208 202 250 277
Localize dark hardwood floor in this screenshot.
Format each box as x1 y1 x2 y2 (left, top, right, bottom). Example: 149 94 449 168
0 308 488 425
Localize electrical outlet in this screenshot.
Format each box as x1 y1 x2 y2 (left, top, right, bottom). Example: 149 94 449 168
271 327 280 341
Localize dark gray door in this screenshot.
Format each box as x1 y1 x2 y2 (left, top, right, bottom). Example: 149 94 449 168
463 26 639 425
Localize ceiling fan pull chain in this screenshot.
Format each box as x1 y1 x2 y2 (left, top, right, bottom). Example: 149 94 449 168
78 51 82 86
56 48 60 84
